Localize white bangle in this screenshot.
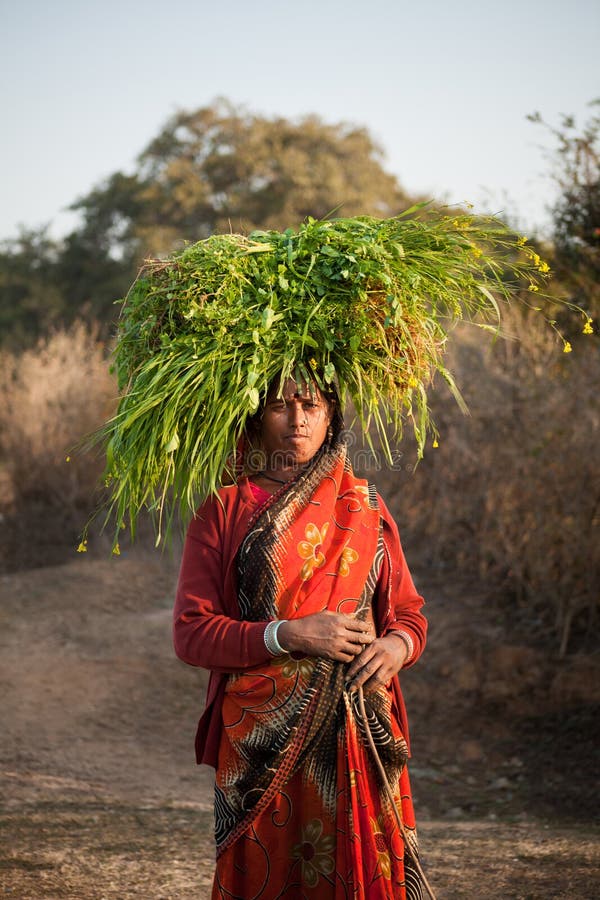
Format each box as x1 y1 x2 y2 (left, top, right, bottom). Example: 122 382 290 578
392 630 414 663
264 619 287 656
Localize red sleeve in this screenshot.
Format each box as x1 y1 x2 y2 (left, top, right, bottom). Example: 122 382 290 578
173 493 273 673
376 495 427 667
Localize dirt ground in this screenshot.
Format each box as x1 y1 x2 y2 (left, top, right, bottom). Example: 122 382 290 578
1 550 598 899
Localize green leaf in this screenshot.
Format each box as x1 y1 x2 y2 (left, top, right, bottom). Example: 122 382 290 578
287 330 319 349
248 387 260 411
262 306 275 329
165 432 180 453
476 283 501 322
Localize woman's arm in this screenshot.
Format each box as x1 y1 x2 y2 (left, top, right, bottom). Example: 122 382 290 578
173 495 273 673
378 496 427 668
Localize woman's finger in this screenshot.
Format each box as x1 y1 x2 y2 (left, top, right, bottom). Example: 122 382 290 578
360 672 389 693
346 653 381 688
346 644 377 679
345 629 373 647
342 639 367 657
343 617 373 635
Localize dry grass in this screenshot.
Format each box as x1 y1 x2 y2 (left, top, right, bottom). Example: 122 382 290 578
0 323 116 569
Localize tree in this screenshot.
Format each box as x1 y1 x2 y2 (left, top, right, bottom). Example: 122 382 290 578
0 100 414 344
0 227 64 347
126 98 412 256
528 101 600 319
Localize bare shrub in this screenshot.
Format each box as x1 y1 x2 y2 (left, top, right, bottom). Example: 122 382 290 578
0 323 116 570
377 315 599 656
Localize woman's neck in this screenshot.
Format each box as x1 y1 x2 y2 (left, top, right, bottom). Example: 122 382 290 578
256 469 296 485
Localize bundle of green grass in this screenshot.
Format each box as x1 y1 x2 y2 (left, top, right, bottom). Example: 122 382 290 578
95 205 563 548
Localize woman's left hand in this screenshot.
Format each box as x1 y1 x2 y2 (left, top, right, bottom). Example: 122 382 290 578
345 633 409 693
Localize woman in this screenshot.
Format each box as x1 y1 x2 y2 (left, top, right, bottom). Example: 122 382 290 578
173 374 427 899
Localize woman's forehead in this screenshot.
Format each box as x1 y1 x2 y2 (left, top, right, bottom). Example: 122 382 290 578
267 377 324 401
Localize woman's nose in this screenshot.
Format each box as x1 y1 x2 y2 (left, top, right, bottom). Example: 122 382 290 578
288 403 305 427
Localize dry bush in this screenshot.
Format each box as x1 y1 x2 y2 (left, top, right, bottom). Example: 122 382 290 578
0 323 116 570
376 315 599 656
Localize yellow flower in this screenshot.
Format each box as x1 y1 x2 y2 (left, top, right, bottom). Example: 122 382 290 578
309 357 318 369
471 246 483 258
65 456 71 463
517 235 528 246
370 814 392 879
538 261 550 273
112 543 121 556
528 284 539 292
563 341 572 354
432 438 439 448
583 319 594 334
338 545 359 577
77 540 88 553
408 376 418 388
297 522 329 581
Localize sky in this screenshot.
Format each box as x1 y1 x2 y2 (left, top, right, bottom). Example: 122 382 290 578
1 0 599 242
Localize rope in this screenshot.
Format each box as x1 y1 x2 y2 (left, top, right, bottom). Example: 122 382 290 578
356 687 438 900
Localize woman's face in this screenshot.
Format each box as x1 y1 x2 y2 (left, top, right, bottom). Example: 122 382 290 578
258 377 333 469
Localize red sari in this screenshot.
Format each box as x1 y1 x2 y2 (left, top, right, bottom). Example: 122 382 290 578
208 444 424 899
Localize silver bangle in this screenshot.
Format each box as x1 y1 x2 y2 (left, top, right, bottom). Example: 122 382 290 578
392 629 414 663
264 619 287 656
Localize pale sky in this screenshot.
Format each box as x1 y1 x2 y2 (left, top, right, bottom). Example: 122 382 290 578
1 0 599 242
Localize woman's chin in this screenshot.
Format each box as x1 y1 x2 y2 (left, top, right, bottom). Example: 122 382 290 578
285 436 323 460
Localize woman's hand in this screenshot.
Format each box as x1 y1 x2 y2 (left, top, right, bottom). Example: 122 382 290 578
345 633 409 693
277 611 374 662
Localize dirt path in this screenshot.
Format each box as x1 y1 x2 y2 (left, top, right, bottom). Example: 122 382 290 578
1 554 598 898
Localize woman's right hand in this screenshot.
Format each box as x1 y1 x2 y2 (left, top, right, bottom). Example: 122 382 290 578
277 611 374 662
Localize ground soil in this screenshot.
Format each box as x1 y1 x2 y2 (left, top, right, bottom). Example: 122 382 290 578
1 550 598 899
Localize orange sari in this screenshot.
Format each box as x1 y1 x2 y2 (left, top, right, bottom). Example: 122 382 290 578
213 444 422 899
